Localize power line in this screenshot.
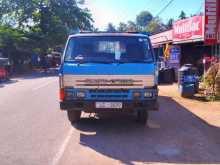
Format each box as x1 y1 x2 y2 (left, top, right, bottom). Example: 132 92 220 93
195 2 204 14
155 0 175 17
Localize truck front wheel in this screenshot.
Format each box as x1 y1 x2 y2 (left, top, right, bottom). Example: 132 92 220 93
67 111 81 123
136 110 148 124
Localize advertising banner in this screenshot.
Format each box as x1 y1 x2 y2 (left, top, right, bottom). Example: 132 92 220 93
204 0 220 44
169 45 181 64
150 30 173 47
173 16 204 42
218 4 220 44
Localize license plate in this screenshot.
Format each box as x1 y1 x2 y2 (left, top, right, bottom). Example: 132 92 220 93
95 102 123 109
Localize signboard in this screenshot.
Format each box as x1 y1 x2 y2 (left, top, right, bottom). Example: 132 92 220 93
173 16 204 42
218 24 220 43
163 44 171 60
218 7 220 43
150 30 173 47
167 45 180 81
204 0 220 44
168 45 181 64
217 19 220 44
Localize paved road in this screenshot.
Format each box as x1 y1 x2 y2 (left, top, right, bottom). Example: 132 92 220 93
0 75 220 165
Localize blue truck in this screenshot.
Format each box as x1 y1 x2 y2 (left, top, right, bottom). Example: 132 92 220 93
59 32 159 124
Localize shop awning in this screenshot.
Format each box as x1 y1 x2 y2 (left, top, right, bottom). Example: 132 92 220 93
150 30 173 47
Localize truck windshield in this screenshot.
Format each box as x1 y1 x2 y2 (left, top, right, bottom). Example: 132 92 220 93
64 36 154 63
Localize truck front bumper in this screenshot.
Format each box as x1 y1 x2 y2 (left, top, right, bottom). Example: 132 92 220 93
60 100 159 112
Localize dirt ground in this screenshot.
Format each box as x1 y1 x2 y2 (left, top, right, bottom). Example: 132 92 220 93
1 77 220 165
159 84 220 127
57 84 220 165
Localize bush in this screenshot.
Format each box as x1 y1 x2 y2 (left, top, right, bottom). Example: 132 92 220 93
215 68 220 96
203 62 220 100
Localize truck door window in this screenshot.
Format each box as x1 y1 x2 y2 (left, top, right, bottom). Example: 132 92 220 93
65 39 75 61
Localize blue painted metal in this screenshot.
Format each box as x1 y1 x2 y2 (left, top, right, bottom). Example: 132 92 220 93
64 88 157 101
60 33 158 103
61 62 155 75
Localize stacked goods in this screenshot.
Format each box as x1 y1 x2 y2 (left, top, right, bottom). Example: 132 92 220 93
204 62 220 98
215 64 220 97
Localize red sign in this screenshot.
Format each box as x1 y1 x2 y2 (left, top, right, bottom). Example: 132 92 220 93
173 16 203 42
218 1 220 44
204 0 220 45
150 30 173 47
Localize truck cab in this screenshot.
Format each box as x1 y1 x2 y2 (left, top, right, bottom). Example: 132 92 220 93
59 32 159 124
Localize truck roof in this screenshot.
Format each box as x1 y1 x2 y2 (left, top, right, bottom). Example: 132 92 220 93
69 32 149 38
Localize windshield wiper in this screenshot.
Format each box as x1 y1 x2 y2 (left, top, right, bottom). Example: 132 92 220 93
118 60 153 63
65 60 112 63
86 61 114 64
65 59 153 64
66 60 115 64
133 60 153 63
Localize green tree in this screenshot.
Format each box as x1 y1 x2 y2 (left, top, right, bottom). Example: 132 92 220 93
166 18 174 29
136 11 153 29
117 22 128 32
145 18 166 34
0 0 93 56
179 10 186 20
0 0 93 30
106 23 116 32
0 25 30 65
127 21 138 32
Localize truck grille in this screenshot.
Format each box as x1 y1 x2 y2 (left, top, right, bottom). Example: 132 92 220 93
89 89 129 100
63 75 155 89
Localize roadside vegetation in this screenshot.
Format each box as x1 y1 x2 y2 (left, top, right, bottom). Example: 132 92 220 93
201 62 220 101
0 0 190 73
0 0 93 71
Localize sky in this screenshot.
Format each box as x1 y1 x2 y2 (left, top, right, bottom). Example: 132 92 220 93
84 0 204 30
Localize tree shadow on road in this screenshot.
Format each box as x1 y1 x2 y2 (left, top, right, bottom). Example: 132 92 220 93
15 69 58 80
73 96 220 165
0 79 18 88
0 69 58 88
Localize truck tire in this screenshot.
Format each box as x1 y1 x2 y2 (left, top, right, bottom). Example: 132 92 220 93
67 111 81 123
136 110 148 124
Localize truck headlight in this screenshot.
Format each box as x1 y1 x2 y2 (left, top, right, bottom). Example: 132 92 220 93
133 92 141 98
144 92 153 98
65 90 74 97
76 91 86 98
64 89 75 100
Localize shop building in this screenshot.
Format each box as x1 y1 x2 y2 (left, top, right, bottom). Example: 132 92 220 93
150 0 220 76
